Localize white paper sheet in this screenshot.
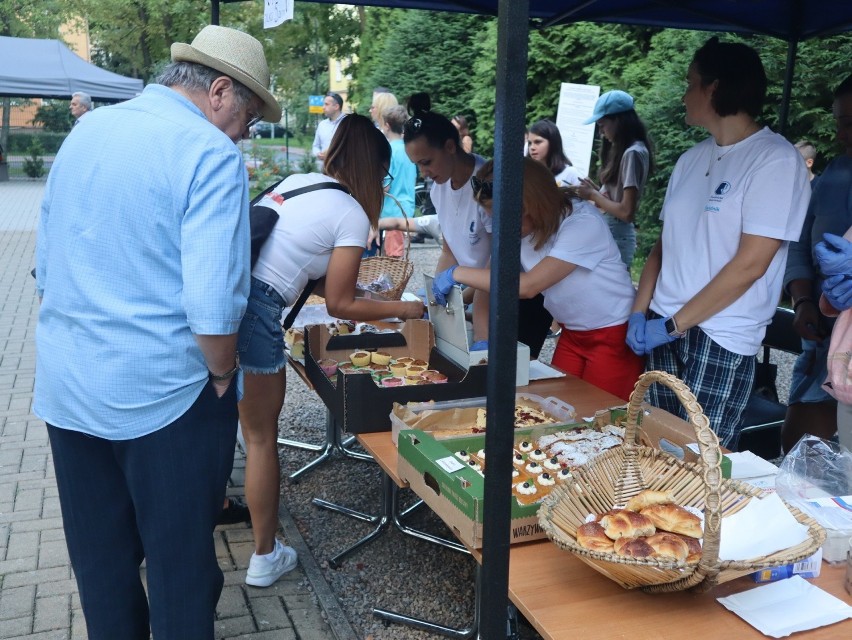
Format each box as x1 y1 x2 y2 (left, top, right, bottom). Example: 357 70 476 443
528 360 567 381
726 451 781 479
717 575 852 638
719 493 810 561
264 0 293 29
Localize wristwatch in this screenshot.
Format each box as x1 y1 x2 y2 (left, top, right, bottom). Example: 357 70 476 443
664 316 686 338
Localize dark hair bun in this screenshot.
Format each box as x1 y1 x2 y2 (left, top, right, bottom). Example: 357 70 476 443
407 92 432 117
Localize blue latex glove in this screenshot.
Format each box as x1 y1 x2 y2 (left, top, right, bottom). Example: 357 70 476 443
814 232 852 277
822 274 852 311
625 312 647 356
470 340 488 352
432 265 458 306
643 317 679 352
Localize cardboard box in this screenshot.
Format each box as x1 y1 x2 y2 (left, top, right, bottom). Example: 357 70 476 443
398 427 581 548
389 393 576 445
752 549 822 582
303 320 488 434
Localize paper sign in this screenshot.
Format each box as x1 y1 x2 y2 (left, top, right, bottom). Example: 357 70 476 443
436 455 465 473
264 0 293 29
308 95 325 114
555 82 600 180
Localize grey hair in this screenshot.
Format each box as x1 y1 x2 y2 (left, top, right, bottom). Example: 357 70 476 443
72 92 93 111
157 61 254 109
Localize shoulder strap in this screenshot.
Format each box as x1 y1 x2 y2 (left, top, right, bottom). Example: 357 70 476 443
252 179 349 207
281 279 318 330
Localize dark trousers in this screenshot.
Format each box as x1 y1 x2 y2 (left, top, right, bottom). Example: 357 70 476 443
47 380 238 640
518 293 553 360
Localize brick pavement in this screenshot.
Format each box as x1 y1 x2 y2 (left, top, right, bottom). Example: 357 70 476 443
0 180 352 640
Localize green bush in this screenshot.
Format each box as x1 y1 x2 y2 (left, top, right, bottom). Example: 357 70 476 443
8 131 67 154
23 138 45 178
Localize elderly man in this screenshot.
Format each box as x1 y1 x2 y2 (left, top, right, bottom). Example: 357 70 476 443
311 91 345 161
34 26 281 639
69 91 93 124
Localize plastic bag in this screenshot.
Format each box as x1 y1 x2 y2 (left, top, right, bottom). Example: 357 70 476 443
357 272 394 293
776 435 852 500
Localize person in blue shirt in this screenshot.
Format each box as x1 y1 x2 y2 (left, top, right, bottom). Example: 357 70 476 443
34 26 278 638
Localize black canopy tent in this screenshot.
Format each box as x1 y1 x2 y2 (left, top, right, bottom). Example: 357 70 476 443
211 2 852 637
0 35 143 101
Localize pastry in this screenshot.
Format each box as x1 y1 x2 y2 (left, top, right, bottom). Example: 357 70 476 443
422 370 448 383
625 489 676 512
676 535 702 563
576 522 614 553
456 450 470 462
415 379 433 385
284 327 302 346
289 340 304 359
515 481 537 496
599 509 656 540
512 453 525 467
536 472 555 486
404 375 423 385
517 441 533 453
318 359 338 377
543 456 561 471
528 448 547 462
371 351 392 366
639 503 702 538
381 376 403 387
389 362 408 377
525 461 543 475
644 532 689 563
556 468 573 481
371 368 391 382
613 537 655 559
335 320 355 335
467 459 482 472
476 449 485 460
406 365 427 376
511 468 520 479
350 351 371 367
337 362 355 373
410 358 429 368
394 357 415 366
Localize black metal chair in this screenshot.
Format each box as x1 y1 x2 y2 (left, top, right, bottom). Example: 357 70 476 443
736 307 802 459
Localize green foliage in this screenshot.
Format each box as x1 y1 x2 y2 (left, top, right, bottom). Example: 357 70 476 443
297 150 318 174
33 100 74 132
23 138 45 178
7 132 67 154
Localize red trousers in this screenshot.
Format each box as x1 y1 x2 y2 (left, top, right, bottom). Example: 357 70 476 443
551 322 645 401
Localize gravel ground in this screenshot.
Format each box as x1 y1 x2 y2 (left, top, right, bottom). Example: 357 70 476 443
275 235 794 639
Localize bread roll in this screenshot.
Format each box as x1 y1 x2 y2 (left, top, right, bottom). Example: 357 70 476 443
613 537 655 559
640 503 702 538
599 509 656 540
576 522 614 552
625 489 675 512
644 532 689 562
676 534 702 563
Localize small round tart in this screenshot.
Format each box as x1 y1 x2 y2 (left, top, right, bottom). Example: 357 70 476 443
406 365 426 376
512 469 520 478
528 449 547 462
410 358 429 368
525 461 543 475
516 481 537 496
371 351 392 366
318 359 338 377
476 449 485 460
536 472 556 487
467 460 482 472
456 450 470 462
422 370 448 384
543 457 562 471
371 368 391 381
512 453 525 467
381 376 404 387
350 351 371 367
404 374 423 385
389 362 408 377
518 441 533 453
395 357 415 366
557 468 573 481
337 362 355 373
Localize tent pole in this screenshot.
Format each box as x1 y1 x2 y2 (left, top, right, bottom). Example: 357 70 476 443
480 0 529 638
211 0 220 25
779 38 798 135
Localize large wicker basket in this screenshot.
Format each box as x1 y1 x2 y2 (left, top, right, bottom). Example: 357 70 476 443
537 370 825 593
357 194 414 301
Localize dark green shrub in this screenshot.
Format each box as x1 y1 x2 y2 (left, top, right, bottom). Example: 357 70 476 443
23 138 45 178
8 131 68 154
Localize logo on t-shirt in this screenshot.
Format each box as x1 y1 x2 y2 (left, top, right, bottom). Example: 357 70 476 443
714 181 732 196
469 221 481 245
705 181 732 213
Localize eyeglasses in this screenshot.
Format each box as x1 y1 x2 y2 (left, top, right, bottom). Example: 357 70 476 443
470 175 493 200
382 172 394 189
403 117 423 135
245 111 263 130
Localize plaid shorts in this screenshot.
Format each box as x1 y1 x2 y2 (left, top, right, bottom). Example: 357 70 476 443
646 314 755 450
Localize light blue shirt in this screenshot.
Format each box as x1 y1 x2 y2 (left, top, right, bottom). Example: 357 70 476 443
381 138 416 219
34 84 250 439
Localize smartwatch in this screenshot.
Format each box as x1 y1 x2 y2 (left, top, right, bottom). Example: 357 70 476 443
664 316 686 338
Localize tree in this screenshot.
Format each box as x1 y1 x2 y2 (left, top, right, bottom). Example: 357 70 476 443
33 100 74 132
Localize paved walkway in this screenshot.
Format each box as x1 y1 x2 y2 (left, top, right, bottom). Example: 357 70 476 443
0 180 351 640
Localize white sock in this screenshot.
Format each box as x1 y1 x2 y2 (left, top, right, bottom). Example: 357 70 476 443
257 540 282 562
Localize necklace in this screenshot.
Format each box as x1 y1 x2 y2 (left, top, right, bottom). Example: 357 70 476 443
706 141 742 177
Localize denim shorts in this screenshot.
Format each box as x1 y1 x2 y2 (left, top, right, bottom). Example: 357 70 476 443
237 277 287 374
788 337 834 404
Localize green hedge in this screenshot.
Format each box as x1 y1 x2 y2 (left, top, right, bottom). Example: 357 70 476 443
6 131 68 154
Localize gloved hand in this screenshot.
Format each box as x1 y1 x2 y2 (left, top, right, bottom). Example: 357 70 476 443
470 340 488 352
815 232 852 277
432 265 459 306
822 274 852 311
643 317 679 352
625 312 647 356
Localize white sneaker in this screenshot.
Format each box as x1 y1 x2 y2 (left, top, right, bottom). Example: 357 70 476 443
246 540 298 587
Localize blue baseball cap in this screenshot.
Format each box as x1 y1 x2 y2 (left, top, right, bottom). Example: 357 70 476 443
583 90 635 125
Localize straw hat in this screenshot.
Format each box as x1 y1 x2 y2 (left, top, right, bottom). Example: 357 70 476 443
171 25 282 122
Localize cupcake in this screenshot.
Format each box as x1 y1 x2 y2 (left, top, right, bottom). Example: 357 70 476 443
389 362 408 377
349 351 371 367
381 376 403 387
415 379 433 385
410 359 429 369
404 375 423 385
336 320 356 335
423 371 448 384
395 356 414 365
406 365 427 376
318 359 338 377
371 368 391 383
371 351 392 366
337 362 355 373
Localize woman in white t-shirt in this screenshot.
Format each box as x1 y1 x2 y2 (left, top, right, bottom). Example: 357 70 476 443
432 157 643 399
578 90 653 269
238 115 424 588
628 38 810 449
527 119 582 187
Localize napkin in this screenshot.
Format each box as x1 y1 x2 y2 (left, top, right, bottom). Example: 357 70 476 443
719 493 810 561
727 451 780 480
717 575 852 637
528 360 566 381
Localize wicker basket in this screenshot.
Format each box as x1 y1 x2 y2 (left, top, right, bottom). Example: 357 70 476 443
537 370 825 593
357 194 414 301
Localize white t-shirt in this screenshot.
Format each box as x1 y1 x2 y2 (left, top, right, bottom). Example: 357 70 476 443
252 173 369 306
431 154 492 268
522 201 635 331
555 164 582 186
651 127 810 355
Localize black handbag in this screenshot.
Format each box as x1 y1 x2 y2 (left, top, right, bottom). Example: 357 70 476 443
249 180 349 268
